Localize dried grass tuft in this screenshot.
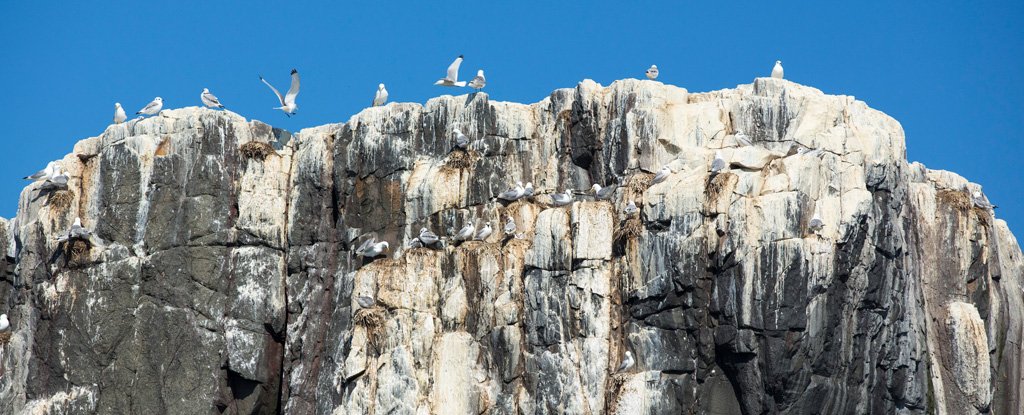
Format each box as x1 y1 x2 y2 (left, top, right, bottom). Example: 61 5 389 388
937 189 971 212
354 307 386 353
615 217 644 242
47 190 74 211
707 173 737 203
0 331 11 345
626 173 653 200
443 149 477 171
239 141 277 161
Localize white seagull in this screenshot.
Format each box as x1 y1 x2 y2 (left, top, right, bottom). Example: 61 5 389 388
796 146 824 158
523 182 535 198
468 70 486 90
809 212 825 234
38 170 69 192
0 314 8 332
260 69 300 116
113 103 127 124
616 351 634 373
710 151 727 174
504 217 517 235
454 223 476 242
24 161 61 182
651 165 671 185
373 83 388 107
550 190 574 207
55 217 92 243
474 223 493 241
734 130 752 147
434 55 467 87
971 191 997 210
356 238 389 258
497 182 526 201
645 65 659 80
417 227 440 246
136 97 163 116
201 88 225 109
454 129 470 150
592 184 617 200
771 60 784 79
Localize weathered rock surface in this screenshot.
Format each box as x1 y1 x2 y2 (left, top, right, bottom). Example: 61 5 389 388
0 78 1020 414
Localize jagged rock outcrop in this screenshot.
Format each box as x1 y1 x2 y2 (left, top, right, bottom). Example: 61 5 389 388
0 78 1020 414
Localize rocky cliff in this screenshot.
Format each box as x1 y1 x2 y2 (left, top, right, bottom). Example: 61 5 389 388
0 78 1020 414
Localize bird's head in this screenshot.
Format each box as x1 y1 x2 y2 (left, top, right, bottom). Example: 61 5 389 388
203 88 209 93
379 83 385 89
516 181 523 187
73 217 82 226
381 241 390 251
651 65 658 69
420 227 428 234
592 184 601 192
155 97 163 102
477 69 484 76
115 102 122 107
776 60 782 65
525 182 533 188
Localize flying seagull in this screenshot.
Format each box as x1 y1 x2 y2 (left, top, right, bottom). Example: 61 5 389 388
468 70 486 90
734 130 752 147
616 351 634 373
550 190 574 207
136 97 163 116
113 103 127 124
710 151 727 174
201 88 225 109
24 161 61 182
651 165 671 185
474 223 493 241
771 60 784 79
260 69 300 116
434 55 467 87
591 184 617 200
373 83 388 107
645 65 659 80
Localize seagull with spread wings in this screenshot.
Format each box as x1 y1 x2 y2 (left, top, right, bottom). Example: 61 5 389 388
434 55 467 87
260 69 300 116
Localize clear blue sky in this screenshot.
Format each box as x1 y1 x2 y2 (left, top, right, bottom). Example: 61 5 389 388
1 2 1021 231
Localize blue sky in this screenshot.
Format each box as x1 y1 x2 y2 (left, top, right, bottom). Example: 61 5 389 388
1 2 1021 231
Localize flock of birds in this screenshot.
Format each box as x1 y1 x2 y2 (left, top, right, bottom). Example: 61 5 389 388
12 57 999 373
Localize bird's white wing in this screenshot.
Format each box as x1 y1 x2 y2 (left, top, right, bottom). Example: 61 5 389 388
446 57 463 81
260 76 286 106
204 92 221 105
139 100 159 113
285 69 300 105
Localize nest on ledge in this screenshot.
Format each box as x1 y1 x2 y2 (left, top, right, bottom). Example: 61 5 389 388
442 149 477 171
626 173 653 200
0 331 11 345
46 190 74 211
615 217 644 242
936 189 972 212
354 306 386 353
239 141 277 161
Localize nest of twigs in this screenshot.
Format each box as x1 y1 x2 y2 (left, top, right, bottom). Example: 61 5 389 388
937 189 972 212
626 173 653 199
354 307 386 353
47 190 74 210
442 149 477 171
707 173 736 203
239 141 277 161
0 331 12 345
615 217 644 242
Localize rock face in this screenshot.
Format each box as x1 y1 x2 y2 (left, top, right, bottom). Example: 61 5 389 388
0 78 1021 414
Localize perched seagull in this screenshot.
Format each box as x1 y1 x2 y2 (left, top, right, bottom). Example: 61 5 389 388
136 97 163 116
625 200 639 216
971 191 997 210
0 314 8 332
523 182 535 198
356 296 375 308
113 103 127 124
504 217 517 235
616 351 635 373
454 129 470 150
771 60 784 79
651 165 671 185
38 170 69 192
454 223 476 242
201 88 225 109
373 83 388 107
355 237 376 256
808 212 825 233
468 70 486 90
55 217 92 243
550 190 574 207
592 184 617 200
358 240 390 258
24 161 61 182
417 227 440 246
434 55 467 87
734 130 752 147
260 69 300 116
497 182 526 201
796 146 824 158
645 65 659 80
408 238 424 249
710 151 727 174
474 223 493 241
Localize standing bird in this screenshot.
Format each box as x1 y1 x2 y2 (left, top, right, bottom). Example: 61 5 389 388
468 70 486 90
504 217 517 236
55 217 92 243
796 146 824 158
523 182 535 198
625 200 639 216
616 351 635 373
591 184 617 200
260 69 301 116
373 83 388 107
651 165 672 185
771 60 784 79
24 161 61 182
38 170 69 192
136 97 163 116
645 65 659 80
710 151 727 174
113 103 127 124
808 212 825 234
201 88 225 109
0 314 9 332
454 222 476 242
475 223 493 241
454 129 470 150
417 227 440 247
434 55 467 87
734 130 752 147
550 190 574 207
357 238 390 258
497 182 526 201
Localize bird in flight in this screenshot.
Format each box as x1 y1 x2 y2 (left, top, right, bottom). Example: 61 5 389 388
260 69 300 116
435 55 467 87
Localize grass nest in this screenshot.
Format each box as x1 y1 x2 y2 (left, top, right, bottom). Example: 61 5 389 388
442 149 477 171
46 190 74 211
614 217 644 242
706 173 737 204
626 173 653 200
936 189 972 212
239 141 277 161
0 331 11 345
67 240 92 266
354 307 386 353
